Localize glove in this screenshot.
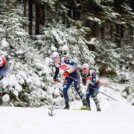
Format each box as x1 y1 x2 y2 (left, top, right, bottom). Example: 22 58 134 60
86 77 92 84
53 78 60 82
96 80 99 83
104 82 108 87
82 83 86 86
0 57 7 66
63 71 68 77
86 76 92 81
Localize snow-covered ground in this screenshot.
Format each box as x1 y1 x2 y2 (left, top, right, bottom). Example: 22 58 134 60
0 105 133 134
0 85 134 134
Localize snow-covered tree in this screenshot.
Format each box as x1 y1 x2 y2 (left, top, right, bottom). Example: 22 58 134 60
0 3 51 107
35 22 95 65
0 0 133 107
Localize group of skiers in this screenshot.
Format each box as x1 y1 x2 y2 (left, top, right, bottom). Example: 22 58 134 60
0 52 101 111
50 51 101 111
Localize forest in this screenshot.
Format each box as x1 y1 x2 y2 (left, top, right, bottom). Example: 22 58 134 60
0 0 134 107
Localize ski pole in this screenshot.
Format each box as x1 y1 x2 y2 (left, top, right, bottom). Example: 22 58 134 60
99 81 118 91
66 75 84 85
66 75 118 101
99 91 117 101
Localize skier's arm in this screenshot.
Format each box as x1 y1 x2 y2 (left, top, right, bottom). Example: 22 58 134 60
92 71 99 83
67 59 77 68
88 71 99 87
0 57 7 67
53 65 59 80
82 78 86 85
81 73 87 85
64 59 77 73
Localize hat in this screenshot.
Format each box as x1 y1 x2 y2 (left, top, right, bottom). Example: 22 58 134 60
82 63 89 69
50 52 59 58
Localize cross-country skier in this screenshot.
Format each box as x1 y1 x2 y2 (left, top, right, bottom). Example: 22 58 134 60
50 52 86 109
0 55 10 81
81 63 101 111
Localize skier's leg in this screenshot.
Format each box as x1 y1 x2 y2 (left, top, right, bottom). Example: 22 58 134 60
92 88 101 111
93 97 101 111
0 66 4 80
0 63 11 81
74 76 86 106
86 90 91 110
63 77 73 109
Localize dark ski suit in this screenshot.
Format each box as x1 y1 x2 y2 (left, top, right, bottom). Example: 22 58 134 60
0 57 11 81
82 69 101 111
53 57 86 106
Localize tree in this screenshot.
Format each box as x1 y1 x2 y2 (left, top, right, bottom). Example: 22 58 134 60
113 0 126 7
29 0 33 35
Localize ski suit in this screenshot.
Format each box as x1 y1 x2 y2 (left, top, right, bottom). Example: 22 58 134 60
0 57 11 81
53 57 85 105
82 69 101 110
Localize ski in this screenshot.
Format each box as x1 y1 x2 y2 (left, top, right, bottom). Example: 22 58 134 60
71 106 90 111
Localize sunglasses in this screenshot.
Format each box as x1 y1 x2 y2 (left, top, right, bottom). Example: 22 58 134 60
82 68 88 70
51 57 57 61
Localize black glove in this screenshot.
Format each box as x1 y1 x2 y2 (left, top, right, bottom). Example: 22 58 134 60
53 78 60 82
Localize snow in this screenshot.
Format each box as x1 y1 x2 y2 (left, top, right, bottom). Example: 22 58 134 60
88 16 101 25
88 38 99 45
51 45 57 51
111 13 121 19
1 75 134 134
0 2 134 133
0 100 133 134
0 78 134 134
61 44 69 51
1 38 9 48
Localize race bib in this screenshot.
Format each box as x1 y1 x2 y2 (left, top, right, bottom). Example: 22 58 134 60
56 63 70 71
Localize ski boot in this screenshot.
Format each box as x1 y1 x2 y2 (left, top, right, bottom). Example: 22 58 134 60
81 105 89 110
93 98 101 112
97 108 101 111
64 101 70 109
81 100 89 110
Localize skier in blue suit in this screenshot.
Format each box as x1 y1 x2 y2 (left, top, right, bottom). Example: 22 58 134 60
81 63 101 111
50 52 86 109
0 56 11 81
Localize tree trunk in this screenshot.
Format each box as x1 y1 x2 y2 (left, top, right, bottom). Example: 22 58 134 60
23 0 27 29
68 8 73 18
29 0 33 35
101 22 105 39
35 2 45 35
120 24 124 39
110 24 114 39
129 25 134 41
73 8 80 20
41 4 45 26
115 24 121 44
